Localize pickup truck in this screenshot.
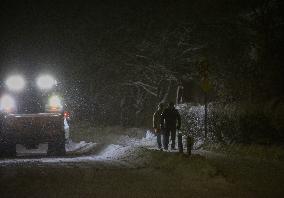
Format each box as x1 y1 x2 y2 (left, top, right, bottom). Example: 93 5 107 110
0 74 69 157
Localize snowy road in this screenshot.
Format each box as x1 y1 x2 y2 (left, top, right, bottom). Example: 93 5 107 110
1 130 283 198
0 131 158 169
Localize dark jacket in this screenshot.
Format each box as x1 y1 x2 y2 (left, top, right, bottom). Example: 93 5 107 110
161 107 181 130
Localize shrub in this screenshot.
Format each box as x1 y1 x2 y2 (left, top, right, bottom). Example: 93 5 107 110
178 101 284 146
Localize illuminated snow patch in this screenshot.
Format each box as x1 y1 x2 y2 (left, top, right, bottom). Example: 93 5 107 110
66 141 90 152
96 144 130 159
141 130 156 146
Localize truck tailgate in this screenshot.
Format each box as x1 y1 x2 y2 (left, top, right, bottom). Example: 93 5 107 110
2 113 64 142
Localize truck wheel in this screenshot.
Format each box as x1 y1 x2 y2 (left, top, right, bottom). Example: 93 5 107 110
0 141 16 158
47 134 66 156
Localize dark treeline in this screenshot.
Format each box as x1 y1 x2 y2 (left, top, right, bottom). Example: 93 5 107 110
0 0 283 144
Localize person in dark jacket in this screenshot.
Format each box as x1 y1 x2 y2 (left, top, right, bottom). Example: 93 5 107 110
153 103 164 150
161 102 181 150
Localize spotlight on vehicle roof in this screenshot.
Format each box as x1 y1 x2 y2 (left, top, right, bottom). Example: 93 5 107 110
37 75 57 90
5 75 25 91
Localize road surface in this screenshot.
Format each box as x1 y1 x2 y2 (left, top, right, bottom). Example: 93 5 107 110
0 130 283 198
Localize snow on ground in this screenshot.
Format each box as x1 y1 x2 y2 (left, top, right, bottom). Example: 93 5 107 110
93 130 157 161
66 140 96 153
0 129 193 167
0 130 157 167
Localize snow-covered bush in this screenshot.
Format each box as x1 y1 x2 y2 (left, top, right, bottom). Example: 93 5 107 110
178 102 284 146
177 104 206 148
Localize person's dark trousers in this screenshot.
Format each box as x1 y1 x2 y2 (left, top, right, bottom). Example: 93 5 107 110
156 132 162 149
170 128 177 149
178 132 183 153
163 129 170 150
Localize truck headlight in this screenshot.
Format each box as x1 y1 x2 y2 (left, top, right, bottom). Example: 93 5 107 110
37 75 57 90
0 95 16 113
47 95 63 112
5 75 25 91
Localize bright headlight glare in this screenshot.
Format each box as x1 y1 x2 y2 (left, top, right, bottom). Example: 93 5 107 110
0 95 16 112
49 95 62 110
37 75 57 90
6 75 25 91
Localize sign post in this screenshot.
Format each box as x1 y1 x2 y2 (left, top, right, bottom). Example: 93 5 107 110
199 59 210 140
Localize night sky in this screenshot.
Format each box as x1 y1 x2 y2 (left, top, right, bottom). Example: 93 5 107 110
0 1 175 75
0 0 283 125
0 0 239 75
